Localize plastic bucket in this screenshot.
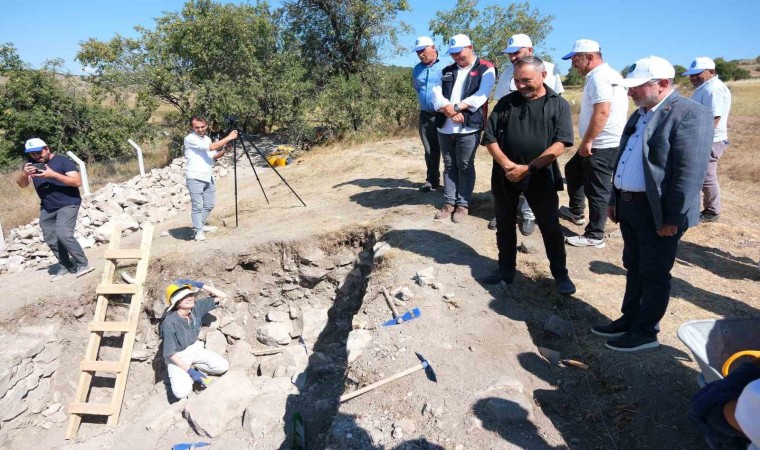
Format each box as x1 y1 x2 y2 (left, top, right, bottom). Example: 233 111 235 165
677 318 760 386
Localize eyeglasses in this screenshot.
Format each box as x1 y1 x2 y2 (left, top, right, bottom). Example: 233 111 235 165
27 151 43 156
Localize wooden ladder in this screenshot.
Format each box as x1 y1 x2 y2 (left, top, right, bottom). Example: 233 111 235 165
66 223 154 440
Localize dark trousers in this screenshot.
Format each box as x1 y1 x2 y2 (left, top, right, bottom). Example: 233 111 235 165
39 204 88 269
564 147 620 240
418 111 441 187
492 165 568 280
617 195 683 337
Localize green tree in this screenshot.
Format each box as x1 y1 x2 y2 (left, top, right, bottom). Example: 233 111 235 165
281 0 411 79
714 57 751 81
0 43 154 168
564 67 583 87
429 0 554 68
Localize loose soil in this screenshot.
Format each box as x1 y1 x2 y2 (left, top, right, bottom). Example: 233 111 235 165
1 132 758 449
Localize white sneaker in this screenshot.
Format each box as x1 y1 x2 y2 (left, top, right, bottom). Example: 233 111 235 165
194 231 206 241
565 235 605 248
202 225 217 233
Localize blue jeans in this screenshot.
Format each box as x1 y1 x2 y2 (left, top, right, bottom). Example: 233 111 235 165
39 205 88 269
186 178 216 234
438 131 480 207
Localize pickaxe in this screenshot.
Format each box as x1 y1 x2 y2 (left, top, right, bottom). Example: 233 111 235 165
339 352 437 402
381 287 421 326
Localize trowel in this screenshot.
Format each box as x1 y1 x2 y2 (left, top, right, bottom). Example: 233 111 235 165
538 347 589 370
381 287 421 326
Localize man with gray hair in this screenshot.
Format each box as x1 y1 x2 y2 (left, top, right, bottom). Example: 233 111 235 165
591 57 712 352
683 57 732 223
481 56 576 295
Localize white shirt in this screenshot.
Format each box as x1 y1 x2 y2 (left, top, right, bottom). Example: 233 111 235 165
691 76 731 142
736 379 760 450
580 63 629 149
614 91 673 192
493 60 564 100
184 133 217 182
432 59 496 135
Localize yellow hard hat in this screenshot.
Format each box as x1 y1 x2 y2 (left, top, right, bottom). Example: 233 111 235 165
164 283 199 312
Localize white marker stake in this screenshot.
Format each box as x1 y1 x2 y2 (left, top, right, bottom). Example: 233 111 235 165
127 139 146 177
66 151 91 196
0 220 5 252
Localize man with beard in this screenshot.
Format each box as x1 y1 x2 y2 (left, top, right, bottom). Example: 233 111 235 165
481 56 576 295
591 57 712 352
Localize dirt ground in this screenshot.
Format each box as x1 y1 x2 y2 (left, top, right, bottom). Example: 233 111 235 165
1 131 758 449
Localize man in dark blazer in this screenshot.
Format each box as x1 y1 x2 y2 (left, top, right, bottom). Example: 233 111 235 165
590 56 713 352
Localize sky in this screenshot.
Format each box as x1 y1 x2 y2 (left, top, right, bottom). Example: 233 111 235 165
4 0 760 75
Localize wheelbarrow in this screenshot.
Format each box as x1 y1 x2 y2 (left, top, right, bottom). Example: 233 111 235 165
677 318 760 387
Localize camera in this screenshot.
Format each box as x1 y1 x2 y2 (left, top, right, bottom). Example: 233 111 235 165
218 115 239 139
32 163 47 173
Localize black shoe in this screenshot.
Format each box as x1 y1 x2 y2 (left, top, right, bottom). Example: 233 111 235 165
591 318 630 338
519 218 535 236
700 210 720 223
487 217 497 230
555 277 576 296
480 269 514 285
419 182 433 192
605 331 659 352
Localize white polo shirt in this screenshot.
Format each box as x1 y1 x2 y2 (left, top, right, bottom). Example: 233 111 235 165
579 63 629 149
432 60 496 135
690 76 731 142
493 60 564 100
184 133 217 182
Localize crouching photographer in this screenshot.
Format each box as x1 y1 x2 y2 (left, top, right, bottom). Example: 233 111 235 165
15 138 93 281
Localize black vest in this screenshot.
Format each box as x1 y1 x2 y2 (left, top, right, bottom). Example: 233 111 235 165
434 57 496 130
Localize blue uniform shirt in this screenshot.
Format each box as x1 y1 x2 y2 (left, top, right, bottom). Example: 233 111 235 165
412 59 443 113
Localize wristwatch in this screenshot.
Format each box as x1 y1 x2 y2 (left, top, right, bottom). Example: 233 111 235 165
453 103 461 113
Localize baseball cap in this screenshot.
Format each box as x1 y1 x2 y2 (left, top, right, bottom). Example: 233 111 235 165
562 39 601 60
413 36 435 52
682 56 715 75
503 34 532 53
446 34 473 54
24 138 47 153
735 379 760 448
617 56 675 88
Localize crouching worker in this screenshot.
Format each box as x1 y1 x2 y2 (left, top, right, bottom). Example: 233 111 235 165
161 279 229 399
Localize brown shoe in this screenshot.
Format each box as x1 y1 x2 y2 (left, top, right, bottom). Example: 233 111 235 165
452 206 469 223
434 204 456 220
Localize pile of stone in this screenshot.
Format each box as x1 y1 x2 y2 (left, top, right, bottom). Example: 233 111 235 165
0 323 65 435
0 157 230 274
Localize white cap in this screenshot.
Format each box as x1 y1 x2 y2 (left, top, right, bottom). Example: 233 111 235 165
617 56 676 88
24 138 47 153
413 36 435 52
446 34 473 54
736 379 760 447
682 56 716 75
503 34 532 53
561 39 601 60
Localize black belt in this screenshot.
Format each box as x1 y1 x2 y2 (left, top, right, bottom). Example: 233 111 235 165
620 191 647 202
420 110 437 115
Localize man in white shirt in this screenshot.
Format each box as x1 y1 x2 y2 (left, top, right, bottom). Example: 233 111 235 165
559 39 628 248
489 33 564 235
683 57 732 223
430 34 496 223
184 116 238 241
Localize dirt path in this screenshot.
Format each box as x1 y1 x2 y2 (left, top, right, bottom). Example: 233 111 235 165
2 135 758 449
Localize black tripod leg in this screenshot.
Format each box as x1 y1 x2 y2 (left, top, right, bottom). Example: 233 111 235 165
247 140 307 207
237 136 270 204
233 140 239 227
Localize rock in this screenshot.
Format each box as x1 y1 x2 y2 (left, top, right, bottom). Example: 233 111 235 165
227 340 257 372
131 348 149 362
543 314 573 337
607 229 623 240
299 266 328 287
301 307 329 341
414 267 435 286
220 322 245 340
19 323 61 343
392 427 403 439
518 240 540 254
352 314 368 330
256 323 292 346
300 247 325 266
184 370 258 437
267 311 290 323
483 394 533 422
281 346 308 375
147 398 187 432
205 329 228 355
346 330 372 364
393 287 414 302
394 418 416 434
41 403 62 417
0 384 28 421
73 307 85 319
77 236 96 249
373 241 391 260
258 353 288 377
243 378 299 441
333 249 355 267
0 335 45 361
